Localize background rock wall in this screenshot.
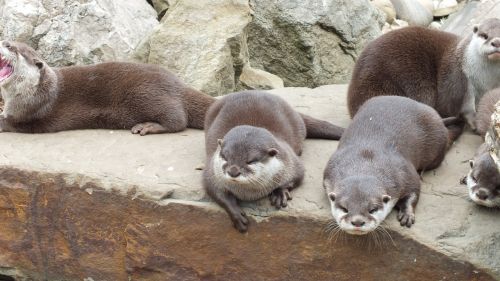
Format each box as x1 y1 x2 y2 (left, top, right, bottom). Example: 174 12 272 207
0 0 384 95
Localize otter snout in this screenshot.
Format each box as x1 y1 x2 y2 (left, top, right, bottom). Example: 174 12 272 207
476 189 489 201
491 38 500 48
351 218 366 227
227 165 241 178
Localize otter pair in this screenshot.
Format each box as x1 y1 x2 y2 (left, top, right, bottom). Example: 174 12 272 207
324 18 500 235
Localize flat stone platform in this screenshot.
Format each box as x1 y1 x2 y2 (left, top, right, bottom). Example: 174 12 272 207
0 85 498 281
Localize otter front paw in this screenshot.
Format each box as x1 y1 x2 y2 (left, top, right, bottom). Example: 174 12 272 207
230 211 249 233
397 209 415 228
270 188 292 209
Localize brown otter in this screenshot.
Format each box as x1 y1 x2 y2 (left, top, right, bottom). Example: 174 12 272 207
462 88 500 207
324 96 463 235
347 18 500 130
203 91 344 232
0 41 214 134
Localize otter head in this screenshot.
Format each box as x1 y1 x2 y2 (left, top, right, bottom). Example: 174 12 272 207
466 147 500 208
324 176 395 235
213 125 283 186
0 41 45 87
471 18 500 62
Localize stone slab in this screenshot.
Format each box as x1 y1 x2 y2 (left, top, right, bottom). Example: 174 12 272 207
0 85 498 280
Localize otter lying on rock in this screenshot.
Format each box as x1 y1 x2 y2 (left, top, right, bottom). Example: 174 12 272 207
324 96 463 235
0 41 214 134
462 88 500 208
203 91 344 232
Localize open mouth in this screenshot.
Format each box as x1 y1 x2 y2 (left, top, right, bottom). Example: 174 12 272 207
0 54 13 82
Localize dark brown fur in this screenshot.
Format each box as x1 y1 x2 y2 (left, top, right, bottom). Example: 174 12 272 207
324 96 462 228
203 91 344 232
0 41 214 134
347 26 466 118
476 88 500 137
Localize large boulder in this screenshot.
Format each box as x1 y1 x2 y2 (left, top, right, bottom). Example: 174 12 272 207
389 0 433 26
0 85 498 280
0 0 158 66
246 0 384 88
134 0 252 96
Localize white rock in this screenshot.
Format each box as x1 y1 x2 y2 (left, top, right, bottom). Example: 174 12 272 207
433 0 459 17
390 0 433 26
0 0 158 66
239 65 284 90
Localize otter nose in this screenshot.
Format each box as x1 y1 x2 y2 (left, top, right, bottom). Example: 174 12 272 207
491 39 500 48
351 220 365 227
227 166 241 178
476 190 489 201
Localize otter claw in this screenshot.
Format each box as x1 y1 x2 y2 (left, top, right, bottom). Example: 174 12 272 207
231 211 249 233
270 188 292 209
397 209 415 228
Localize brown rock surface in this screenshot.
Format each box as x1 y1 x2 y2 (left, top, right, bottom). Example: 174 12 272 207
0 85 498 280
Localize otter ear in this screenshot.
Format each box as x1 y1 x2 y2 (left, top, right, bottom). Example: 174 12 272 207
473 25 479 33
217 139 223 147
34 59 43 69
382 195 391 203
268 148 278 157
469 159 474 168
328 192 336 202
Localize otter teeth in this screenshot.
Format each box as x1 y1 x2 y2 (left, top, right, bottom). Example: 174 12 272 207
0 54 13 82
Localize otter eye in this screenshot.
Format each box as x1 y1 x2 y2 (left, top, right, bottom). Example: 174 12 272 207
247 159 258 165
479 33 488 40
369 207 378 214
471 174 477 183
339 206 348 213
469 160 474 168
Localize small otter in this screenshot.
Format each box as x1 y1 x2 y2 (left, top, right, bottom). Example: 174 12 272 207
0 41 214 134
324 96 463 235
347 18 500 130
203 91 344 232
462 89 500 207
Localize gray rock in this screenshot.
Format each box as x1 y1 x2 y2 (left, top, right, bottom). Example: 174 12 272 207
134 0 252 96
390 0 434 26
371 0 397 23
0 0 158 66
247 0 384 88
441 0 499 36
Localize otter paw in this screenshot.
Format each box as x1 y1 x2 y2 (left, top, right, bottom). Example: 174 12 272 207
131 122 165 136
397 209 415 228
270 188 292 209
231 211 249 233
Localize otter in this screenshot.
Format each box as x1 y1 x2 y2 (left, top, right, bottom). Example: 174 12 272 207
323 96 463 235
347 18 500 130
462 88 500 207
0 41 214 134
203 91 344 232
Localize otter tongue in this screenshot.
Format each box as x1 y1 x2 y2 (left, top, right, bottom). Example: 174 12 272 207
0 57 12 79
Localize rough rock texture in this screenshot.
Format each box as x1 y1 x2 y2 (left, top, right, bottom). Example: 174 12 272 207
238 65 284 90
0 85 498 280
390 0 433 26
247 0 384 88
0 0 158 66
134 0 252 96
371 0 397 23
486 101 500 168
441 0 499 35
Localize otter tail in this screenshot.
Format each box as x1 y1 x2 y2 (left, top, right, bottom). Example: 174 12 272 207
443 116 465 147
183 88 216 129
300 113 344 140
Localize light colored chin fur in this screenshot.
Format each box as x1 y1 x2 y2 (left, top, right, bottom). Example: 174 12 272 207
464 36 500 97
329 198 397 235
466 173 500 208
211 146 285 201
